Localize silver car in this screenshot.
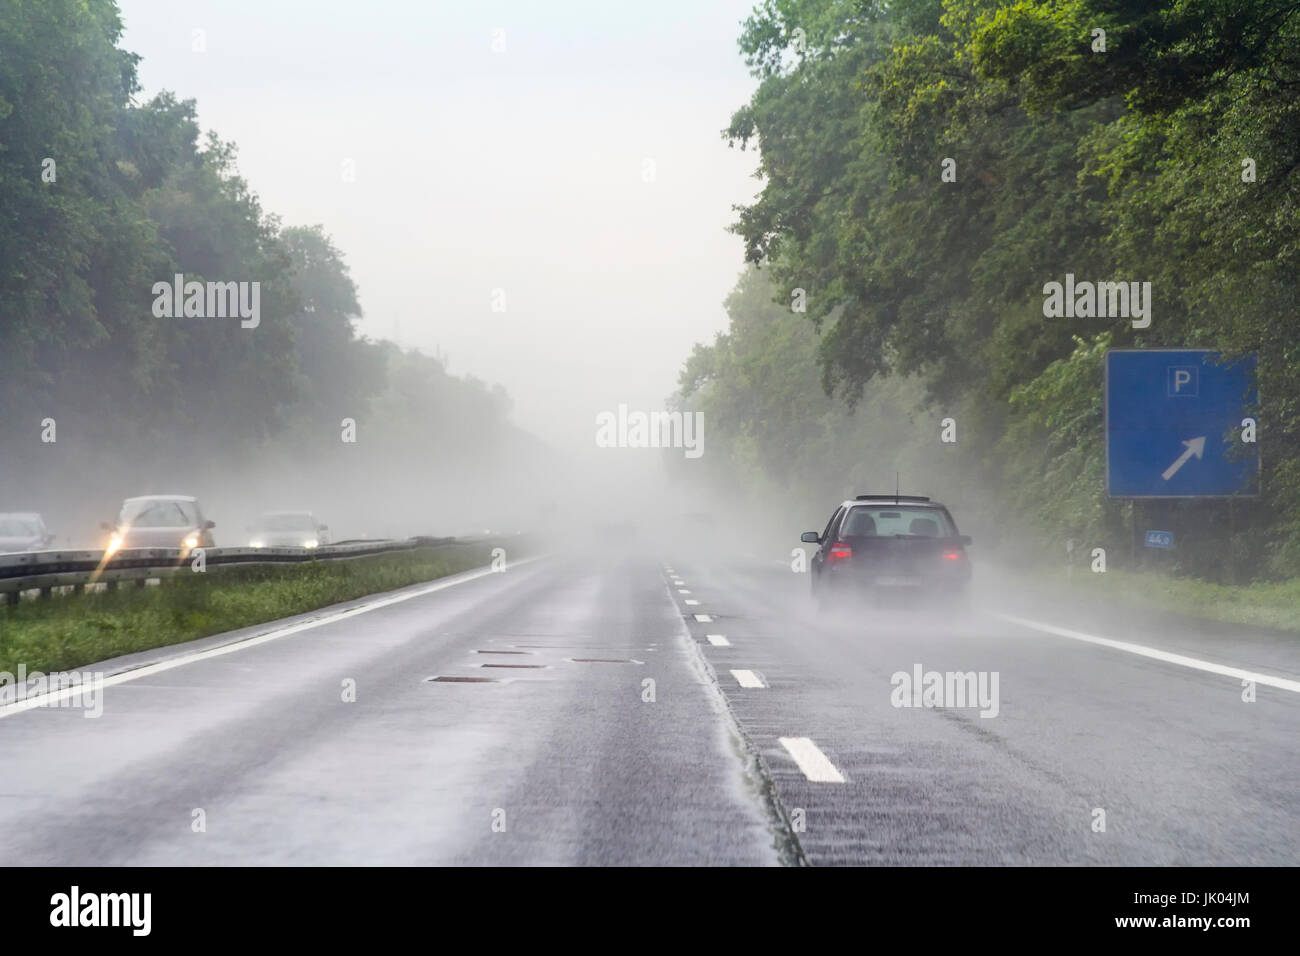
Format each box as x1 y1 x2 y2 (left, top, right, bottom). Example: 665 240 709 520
248 511 330 549
105 495 215 553
0 513 54 553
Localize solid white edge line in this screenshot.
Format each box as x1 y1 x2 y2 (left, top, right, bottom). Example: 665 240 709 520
706 634 731 646
731 669 766 689
994 612 1300 694
779 737 845 783
0 556 543 719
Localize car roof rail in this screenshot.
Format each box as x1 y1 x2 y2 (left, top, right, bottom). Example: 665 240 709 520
854 494 932 502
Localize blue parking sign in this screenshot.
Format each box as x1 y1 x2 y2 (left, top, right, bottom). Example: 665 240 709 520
1105 349 1259 498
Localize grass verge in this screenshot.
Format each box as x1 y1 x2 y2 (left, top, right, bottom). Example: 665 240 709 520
1030 565 1300 633
0 543 495 676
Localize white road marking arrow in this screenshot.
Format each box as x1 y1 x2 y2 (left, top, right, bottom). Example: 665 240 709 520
1161 436 1206 481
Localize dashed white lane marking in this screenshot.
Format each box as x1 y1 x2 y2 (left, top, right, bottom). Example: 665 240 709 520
706 634 731 646
677 588 691 594
684 599 700 606
0 558 540 720
779 737 846 783
995 612 1300 694
694 614 713 623
731 669 766 688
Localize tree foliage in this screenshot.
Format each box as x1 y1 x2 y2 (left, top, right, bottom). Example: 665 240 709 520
0 1 518 528
704 0 1300 577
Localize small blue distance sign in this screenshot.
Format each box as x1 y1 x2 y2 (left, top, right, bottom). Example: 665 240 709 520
1144 530 1174 549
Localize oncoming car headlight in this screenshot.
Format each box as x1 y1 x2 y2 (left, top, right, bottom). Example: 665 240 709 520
183 534 199 549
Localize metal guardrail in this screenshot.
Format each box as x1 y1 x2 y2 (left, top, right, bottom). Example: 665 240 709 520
0 535 468 602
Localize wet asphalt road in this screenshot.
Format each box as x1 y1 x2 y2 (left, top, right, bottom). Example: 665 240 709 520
676 555 1300 865
2 550 1298 865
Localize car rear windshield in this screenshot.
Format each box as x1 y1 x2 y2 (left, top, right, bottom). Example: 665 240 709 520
122 500 198 528
262 513 313 531
840 506 955 538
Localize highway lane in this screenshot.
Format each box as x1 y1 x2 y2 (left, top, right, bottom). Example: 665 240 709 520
0 555 780 865
671 554 1300 865
4 547 1298 866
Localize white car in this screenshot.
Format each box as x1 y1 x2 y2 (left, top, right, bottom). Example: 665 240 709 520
104 495 215 553
248 512 330 549
0 513 54 553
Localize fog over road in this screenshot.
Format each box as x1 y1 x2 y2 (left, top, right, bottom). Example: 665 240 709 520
3 552 1298 866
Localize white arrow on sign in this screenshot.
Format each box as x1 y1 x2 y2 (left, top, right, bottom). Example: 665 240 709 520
1161 436 1206 481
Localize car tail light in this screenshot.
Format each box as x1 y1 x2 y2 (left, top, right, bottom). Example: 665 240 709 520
828 542 853 563
942 550 964 561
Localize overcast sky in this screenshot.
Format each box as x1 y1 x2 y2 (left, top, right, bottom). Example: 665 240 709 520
117 0 762 451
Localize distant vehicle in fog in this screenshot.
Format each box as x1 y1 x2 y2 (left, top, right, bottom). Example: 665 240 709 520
598 520 639 537
0 513 55 552
103 495 215 554
248 511 329 549
801 494 972 610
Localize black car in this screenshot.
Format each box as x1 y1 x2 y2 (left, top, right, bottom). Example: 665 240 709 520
801 495 972 609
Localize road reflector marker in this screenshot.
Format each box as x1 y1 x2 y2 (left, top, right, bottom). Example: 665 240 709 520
706 634 730 646
426 676 499 683
731 669 765 688
779 737 846 783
